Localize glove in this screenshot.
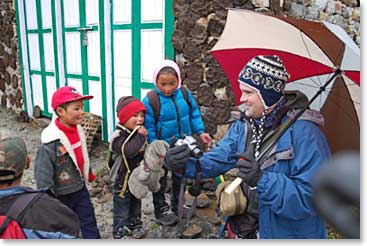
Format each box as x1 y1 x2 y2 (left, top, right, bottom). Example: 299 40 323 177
236 152 263 187
163 144 191 170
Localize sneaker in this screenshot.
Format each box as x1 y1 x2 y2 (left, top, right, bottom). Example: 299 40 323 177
131 227 145 239
155 211 178 226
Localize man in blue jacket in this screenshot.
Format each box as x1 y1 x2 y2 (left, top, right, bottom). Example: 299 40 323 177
163 55 331 239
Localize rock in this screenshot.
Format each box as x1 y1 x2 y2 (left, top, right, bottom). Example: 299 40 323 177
16 110 30 123
171 29 186 51
196 193 211 208
207 14 224 37
182 224 202 238
97 192 112 204
34 118 51 128
341 0 359 7
32 105 42 118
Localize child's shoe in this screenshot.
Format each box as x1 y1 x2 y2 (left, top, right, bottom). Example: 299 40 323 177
131 227 145 239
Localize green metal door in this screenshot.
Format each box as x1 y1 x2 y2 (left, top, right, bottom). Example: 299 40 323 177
60 0 108 139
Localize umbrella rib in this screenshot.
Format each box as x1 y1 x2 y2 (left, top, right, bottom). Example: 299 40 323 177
299 31 326 87
291 81 324 89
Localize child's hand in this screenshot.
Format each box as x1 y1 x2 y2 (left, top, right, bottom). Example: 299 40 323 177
138 126 148 136
200 133 212 150
88 171 96 182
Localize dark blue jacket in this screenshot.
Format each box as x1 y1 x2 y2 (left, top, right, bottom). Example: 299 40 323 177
0 186 80 239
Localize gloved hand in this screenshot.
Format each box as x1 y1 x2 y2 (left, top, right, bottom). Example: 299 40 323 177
236 152 263 187
163 144 191 170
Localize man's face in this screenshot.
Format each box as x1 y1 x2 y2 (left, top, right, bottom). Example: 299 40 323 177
239 83 265 119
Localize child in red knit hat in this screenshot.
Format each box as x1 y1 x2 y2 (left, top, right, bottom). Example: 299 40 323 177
108 96 148 239
34 86 100 239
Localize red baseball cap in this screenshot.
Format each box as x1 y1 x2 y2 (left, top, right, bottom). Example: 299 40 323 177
51 86 93 110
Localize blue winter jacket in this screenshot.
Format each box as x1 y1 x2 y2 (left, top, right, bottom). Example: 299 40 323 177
142 87 205 144
184 110 331 239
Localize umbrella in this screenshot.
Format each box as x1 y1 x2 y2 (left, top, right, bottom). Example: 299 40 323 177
210 9 360 154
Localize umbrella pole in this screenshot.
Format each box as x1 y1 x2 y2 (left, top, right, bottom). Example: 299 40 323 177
257 68 342 161
225 69 342 195
307 68 342 109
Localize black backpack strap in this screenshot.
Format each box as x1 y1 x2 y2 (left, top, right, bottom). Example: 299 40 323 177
0 192 42 236
181 85 192 112
147 90 161 123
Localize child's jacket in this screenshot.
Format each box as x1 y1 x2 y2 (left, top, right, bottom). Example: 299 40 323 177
108 124 147 193
34 118 92 196
142 87 205 144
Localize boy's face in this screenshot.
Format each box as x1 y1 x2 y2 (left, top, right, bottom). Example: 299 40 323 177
123 111 145 130
57 100 85 127
156 73 179 97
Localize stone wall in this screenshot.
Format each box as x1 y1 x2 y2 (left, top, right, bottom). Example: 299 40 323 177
0 0 22 111
172 0 360 139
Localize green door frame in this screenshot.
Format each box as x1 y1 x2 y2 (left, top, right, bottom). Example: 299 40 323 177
17 0 60 117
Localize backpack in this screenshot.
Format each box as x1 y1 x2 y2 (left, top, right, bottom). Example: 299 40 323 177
0 192 42 239
147 86 192 123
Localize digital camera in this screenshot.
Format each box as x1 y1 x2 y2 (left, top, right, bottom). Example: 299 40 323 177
175 135 202 158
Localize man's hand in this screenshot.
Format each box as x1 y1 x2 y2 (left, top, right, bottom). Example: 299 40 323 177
236 152 263 187
164 144 191 170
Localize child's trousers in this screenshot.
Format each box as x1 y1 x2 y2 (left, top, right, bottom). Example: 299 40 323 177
58 184 100 239
112 189 142 238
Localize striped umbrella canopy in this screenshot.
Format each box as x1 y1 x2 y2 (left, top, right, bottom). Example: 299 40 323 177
210 9 360 154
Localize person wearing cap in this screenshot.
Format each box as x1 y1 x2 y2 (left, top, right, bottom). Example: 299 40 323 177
141 59 211 226
0 136 81 238
108 96 148 239
162 55 331 238
34 86 100 239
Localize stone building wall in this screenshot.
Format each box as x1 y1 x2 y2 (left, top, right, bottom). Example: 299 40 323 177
172 0 360 139
0 0 22 111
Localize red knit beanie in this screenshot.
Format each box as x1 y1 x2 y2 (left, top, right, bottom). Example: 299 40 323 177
116 96 147 124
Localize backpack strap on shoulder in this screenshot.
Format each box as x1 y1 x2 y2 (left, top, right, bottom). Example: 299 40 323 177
181 85 192 112
147 90 161 123
0 192 43 236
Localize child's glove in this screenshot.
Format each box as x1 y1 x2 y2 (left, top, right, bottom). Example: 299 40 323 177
235 152 263 188
163 144 191 171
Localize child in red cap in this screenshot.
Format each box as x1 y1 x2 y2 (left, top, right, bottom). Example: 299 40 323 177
34 86 100 239
108 96 148 239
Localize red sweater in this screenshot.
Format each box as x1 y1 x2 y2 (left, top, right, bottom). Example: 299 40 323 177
55 119 95 182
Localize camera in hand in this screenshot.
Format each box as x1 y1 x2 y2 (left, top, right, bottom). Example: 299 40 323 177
175 135 203 158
